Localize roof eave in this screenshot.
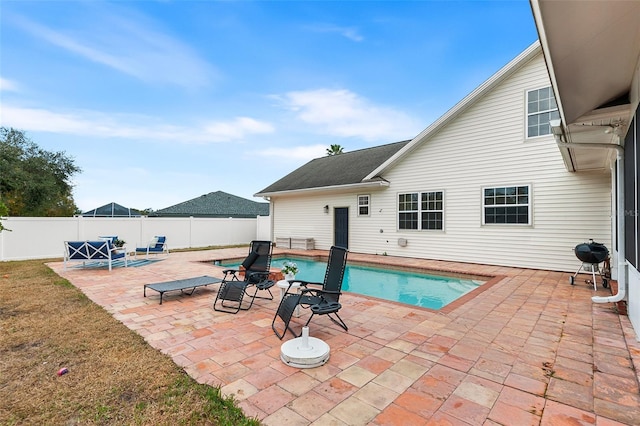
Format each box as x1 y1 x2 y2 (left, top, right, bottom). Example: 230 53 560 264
531 0 638 172
530 0 568 127
254 180 390 198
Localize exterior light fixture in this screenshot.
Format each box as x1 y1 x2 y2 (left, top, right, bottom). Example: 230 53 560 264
324 205 329 214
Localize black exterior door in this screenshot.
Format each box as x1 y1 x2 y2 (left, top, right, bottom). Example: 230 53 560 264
334 207 349 249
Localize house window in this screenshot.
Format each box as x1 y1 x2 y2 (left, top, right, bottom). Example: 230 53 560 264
527 86 559 138
422 191 443 230
399 191 444 230
483 185 530 225
357 195 370 216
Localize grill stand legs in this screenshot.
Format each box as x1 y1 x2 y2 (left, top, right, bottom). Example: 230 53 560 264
570 262 609 290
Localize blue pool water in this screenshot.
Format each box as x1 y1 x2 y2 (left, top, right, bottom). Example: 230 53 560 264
221 256 484 310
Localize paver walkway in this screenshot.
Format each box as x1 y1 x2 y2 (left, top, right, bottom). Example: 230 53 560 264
48 248 640 425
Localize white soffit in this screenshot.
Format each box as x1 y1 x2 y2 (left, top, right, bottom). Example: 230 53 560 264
533 0 640 125
532 0 640 171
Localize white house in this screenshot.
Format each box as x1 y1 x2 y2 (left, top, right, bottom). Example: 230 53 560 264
256 1 640 336
257 43 611 272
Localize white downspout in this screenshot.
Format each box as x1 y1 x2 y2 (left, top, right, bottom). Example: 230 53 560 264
553 136 627 303
593 143 627 303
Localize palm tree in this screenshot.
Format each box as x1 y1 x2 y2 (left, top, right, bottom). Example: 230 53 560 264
326 144 344 156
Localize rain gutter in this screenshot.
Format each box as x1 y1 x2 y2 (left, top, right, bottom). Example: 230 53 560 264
255 180 390 199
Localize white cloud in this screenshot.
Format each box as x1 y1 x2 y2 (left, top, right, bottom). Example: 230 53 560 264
0 77 20 92
203 117 274 141
254 144 327 160
306 24 364 42
0 105 273 144
11 9 215 89
279 88 421 141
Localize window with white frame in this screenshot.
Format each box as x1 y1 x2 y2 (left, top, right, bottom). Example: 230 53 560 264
483 185 530 225
421 191 443 230
399 193 418 229
357 195 370 216
398 191 444 230
527 86 559 138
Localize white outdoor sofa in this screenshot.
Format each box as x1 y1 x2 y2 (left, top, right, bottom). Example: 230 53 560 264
63 240 127 271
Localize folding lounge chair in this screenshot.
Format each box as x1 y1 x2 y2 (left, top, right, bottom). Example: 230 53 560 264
272 245 348 339
213 240 275 314
135 236 168 259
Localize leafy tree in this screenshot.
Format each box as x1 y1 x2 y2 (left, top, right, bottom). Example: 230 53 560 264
0 127 81 216
326 144 344 156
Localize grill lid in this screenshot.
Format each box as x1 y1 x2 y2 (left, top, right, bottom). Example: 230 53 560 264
574 240 609 264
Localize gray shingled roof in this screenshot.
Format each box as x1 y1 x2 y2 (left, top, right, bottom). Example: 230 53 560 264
151 191 269 218
256 140 410 195
82 202 142 217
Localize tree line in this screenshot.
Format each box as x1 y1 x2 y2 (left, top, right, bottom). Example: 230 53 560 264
0 127 81 218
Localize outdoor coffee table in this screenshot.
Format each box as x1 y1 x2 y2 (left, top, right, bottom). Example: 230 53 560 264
144 275 222 304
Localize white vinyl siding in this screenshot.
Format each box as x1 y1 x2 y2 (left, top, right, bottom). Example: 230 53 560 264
379 53 611 271
270 191 389 252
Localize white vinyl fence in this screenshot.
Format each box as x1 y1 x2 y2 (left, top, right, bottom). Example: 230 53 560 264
0 215 271 261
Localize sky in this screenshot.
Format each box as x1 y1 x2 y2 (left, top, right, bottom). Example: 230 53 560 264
0 0 538 213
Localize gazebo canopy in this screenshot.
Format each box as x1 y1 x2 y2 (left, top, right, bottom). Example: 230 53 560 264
82 202 142 217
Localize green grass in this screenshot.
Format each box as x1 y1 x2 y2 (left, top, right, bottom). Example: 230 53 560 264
0 259 260 425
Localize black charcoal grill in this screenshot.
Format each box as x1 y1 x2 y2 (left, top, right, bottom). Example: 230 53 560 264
570 239 610 290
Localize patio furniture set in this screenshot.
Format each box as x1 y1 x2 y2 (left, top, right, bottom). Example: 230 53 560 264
145 240 350 340
64 235 349 339
63 235 169 271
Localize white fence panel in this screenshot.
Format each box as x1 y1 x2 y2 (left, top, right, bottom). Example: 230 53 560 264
1 218 80 260
256 215 271 241
190 217 256 247
80 217 144 250
139 217 193 250
0 216 271 261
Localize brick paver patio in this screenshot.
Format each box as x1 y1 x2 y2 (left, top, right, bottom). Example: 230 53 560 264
48 247 640 425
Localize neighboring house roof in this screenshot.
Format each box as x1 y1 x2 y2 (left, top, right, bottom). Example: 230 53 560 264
82 202 142 217
255 140 410 197
151 191 269 218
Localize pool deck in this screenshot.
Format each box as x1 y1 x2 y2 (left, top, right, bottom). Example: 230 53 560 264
48 247 640 425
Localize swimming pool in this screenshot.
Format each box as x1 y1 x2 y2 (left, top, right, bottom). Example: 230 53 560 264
220 256 485 310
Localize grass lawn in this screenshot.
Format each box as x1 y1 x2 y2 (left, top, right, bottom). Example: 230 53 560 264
0 259 260 425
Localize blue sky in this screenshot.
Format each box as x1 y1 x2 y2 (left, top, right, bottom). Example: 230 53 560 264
0 1 538 212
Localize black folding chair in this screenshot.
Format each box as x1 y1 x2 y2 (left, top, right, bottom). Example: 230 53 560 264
213 240 274 313
272 246 348 339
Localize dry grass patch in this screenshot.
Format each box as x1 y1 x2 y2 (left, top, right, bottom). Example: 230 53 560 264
0 260 259 425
